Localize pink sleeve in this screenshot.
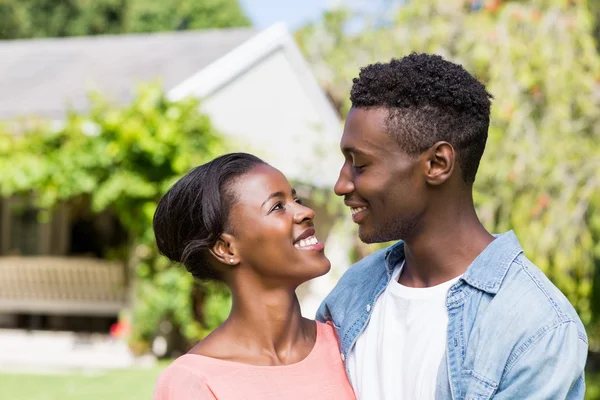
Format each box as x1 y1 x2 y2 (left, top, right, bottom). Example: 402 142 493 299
153 365 217 400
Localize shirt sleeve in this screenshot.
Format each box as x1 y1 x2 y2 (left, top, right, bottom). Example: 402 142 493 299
153 364 217 400
493 321 587 399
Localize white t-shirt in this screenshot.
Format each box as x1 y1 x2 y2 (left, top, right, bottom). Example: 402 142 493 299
347 262 461 400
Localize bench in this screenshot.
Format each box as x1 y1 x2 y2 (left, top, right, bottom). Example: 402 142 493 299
0 256 128 316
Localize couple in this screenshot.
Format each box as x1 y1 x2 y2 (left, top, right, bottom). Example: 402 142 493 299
153 54 587 399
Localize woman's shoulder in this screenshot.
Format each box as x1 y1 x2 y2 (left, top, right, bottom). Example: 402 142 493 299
313 320 344 359
316 320 339 342
153 356 218 400
158 352 236 379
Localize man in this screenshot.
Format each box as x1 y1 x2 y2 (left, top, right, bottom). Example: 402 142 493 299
317 53 587 399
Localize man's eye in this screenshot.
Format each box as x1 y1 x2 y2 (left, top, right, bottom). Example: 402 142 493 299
353 165 365 171
295 198 304 205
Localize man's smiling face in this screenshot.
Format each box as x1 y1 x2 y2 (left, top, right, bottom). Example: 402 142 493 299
334 107 428 243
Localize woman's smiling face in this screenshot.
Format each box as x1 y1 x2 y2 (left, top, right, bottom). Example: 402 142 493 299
226 164 331 285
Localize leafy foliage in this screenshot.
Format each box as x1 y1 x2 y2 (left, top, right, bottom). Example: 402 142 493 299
126 0 251 33
297 0 600 343
0 85 228 352
0 0 250 39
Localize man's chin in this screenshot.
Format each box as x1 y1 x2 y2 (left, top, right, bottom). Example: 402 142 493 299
358 225 398 244
358 226 379 244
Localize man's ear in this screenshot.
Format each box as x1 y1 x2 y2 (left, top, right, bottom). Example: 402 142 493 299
209 233 239 266
423 141 455 186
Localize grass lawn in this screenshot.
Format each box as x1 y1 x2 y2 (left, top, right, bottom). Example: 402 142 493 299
0 361 170 400
1 363 599 399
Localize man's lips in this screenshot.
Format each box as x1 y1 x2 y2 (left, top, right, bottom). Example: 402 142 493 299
345 202 369 223
344 201 369 216
350 206 368 216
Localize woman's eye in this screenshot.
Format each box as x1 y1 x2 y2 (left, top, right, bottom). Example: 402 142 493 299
353 164 365 171
269 201 285 213
269 198 302 213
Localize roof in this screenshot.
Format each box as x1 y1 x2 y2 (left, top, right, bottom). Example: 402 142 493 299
0 28 257 119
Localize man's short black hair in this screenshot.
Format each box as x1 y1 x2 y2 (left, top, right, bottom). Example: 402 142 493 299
350 53 493 184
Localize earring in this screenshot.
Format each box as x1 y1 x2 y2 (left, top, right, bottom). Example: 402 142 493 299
229 258 234 264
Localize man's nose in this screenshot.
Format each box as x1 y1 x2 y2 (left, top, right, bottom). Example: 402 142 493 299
334 163 354 196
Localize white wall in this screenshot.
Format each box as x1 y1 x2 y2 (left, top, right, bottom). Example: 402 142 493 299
200 48 344 188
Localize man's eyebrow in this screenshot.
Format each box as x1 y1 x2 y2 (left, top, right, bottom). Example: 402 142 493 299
342 146 371 157
261 189 297 208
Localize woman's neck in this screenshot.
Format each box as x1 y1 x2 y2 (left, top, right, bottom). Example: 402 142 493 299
230 290 309 346
215 272 316 365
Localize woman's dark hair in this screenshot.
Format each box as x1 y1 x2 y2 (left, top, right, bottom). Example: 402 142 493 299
153 153 266 280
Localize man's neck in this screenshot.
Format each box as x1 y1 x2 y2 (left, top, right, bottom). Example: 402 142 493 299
399 206 495 288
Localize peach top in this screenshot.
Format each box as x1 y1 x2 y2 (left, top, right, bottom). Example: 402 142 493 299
153 321 355 400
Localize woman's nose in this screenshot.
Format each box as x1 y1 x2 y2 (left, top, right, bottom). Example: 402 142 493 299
294 202 315 224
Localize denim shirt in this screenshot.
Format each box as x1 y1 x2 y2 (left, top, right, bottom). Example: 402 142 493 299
317 231 588 399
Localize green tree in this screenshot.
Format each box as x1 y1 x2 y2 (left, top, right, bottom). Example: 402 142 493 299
126 0 250 33
297 0 600 343
0 0 250 39
0 85 230 353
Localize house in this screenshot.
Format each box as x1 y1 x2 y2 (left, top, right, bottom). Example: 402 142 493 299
0 23 350 364
0 23 343 184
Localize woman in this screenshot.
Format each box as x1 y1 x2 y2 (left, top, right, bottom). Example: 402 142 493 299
152 153 355 399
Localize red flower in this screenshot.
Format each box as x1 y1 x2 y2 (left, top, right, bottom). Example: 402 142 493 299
110 320 132 338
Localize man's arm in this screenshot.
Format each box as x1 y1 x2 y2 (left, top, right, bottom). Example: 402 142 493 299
494 321 587 399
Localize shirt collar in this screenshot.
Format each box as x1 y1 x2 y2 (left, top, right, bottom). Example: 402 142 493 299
383 231 523 294
384 240 406 278
461 230 523 294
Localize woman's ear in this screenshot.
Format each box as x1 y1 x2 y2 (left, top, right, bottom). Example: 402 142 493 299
209 233 239 266
424 141 455 186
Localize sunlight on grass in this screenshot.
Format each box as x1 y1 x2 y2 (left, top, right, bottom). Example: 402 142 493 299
1 362 599 399
0 360 170 400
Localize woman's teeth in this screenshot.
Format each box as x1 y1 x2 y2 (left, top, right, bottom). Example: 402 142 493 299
294 236 318 249
351 207 367 215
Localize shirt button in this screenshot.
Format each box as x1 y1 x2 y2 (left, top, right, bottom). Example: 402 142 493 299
341 353 345 361
366 304 371 312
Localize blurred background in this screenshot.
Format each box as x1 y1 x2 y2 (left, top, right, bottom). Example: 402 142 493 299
0 0 598 398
